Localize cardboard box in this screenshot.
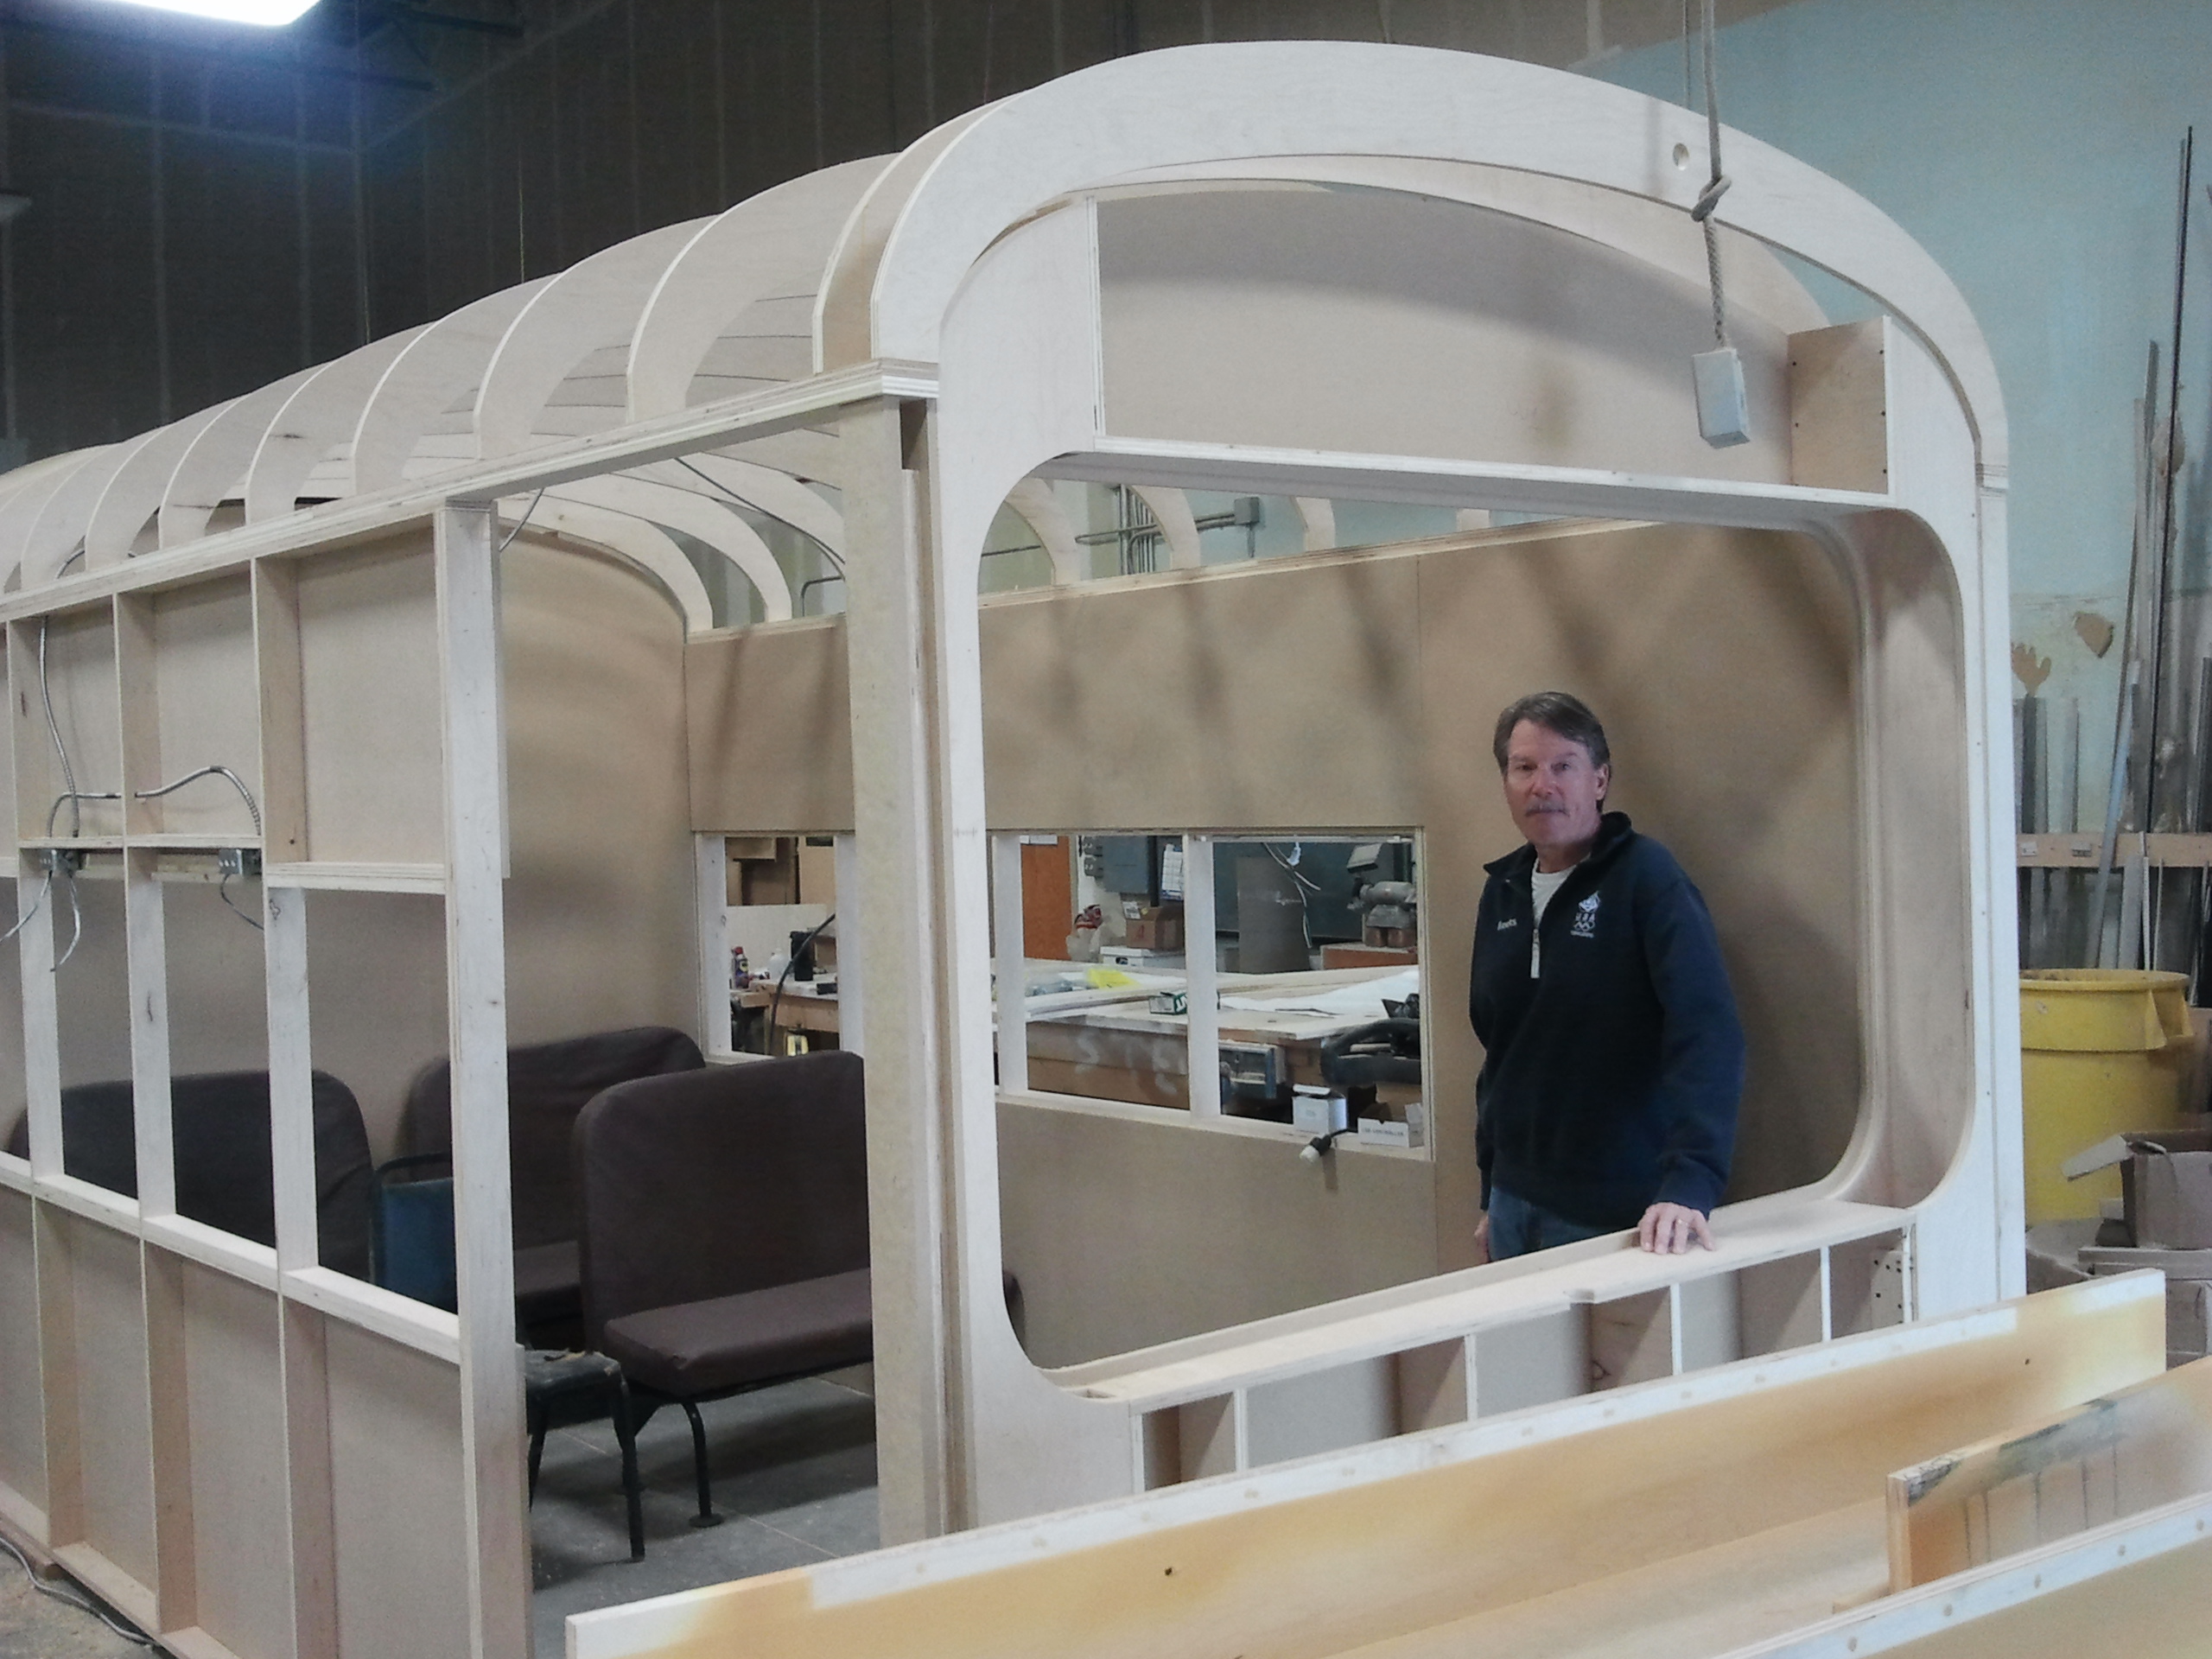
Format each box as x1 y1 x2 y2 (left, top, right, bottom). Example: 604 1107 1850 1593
1123 904 1184 952
2063 1126 2212 1249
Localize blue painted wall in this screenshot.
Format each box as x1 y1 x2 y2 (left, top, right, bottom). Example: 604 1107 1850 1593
1592 0 2212 606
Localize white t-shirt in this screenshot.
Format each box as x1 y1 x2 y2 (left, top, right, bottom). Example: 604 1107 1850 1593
1529 862 1577 978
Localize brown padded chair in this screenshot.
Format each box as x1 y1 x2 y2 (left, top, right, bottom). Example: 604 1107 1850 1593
575 1049 870 1528
401 1025 704 1345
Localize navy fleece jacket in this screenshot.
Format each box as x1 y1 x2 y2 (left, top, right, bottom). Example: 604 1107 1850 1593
1469 811 1743 1230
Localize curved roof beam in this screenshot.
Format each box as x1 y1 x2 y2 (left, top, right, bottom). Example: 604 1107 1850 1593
507 492 715 635
1004 478 1084 583
22 440 144 585
474 219 713 461
826 41 2005 471
1132 486 1201 569
647 454 844 558
245 327 425 524
84 400 235 568
0 448 115 591
813 104 997 373
159 368 317 549
1294 498 1336 552
350 279 552 497
627 156 893 423
559 472 793 620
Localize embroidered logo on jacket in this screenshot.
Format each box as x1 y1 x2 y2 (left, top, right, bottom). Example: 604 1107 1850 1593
1496 917 1517 931
1571 894 1600 938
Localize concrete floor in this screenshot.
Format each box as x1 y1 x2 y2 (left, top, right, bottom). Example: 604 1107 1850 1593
0 1372 879 1659
0 1549 148 1657
530 1372 880 1657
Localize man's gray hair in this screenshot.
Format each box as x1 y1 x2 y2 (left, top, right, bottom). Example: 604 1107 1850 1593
1492 691 1611 772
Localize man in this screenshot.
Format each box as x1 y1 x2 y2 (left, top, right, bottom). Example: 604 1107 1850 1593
1470 692 1743 1261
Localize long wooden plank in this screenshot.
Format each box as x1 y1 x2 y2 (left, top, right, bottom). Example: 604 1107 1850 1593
568 1278 2163 1659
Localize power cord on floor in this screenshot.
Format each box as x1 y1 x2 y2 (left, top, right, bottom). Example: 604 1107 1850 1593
0 1529 152 1647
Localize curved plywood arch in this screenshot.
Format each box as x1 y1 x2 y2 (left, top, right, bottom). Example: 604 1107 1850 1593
627 156 893 423
158 368 318 549
22 440 146 584
245 328 426 523
84 401 236 568
556 472 793 620
509 491 715 633
0 446 118 589
1004 477 1084 583
350 279 553 497
824 41 2004 471
646 454 845 562
474 219 713 460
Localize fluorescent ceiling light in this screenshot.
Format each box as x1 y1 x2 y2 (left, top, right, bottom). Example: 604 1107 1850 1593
85 0 320 24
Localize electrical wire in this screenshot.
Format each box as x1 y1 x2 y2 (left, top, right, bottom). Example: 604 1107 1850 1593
54 865 81 971
0 1529 153 1646
496 487 545 554
0 873 51 945
219 871 264 932
132 765 264 837
766 912 836 1053
1690 0 1732 348
671 454 845 573
37 620 81 837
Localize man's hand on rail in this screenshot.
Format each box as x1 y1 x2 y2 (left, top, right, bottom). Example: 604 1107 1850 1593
1471 1211 1491 1266
1637 1202 1713 1255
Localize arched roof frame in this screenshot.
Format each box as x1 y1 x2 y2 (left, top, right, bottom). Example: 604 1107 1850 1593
156 368 317 553
825 40 2004 477
508 490 715 633
84 400 235 569
244 327 425 523
350 279 552 496
473 218 713 461
551 471 794 621
626 156 893 423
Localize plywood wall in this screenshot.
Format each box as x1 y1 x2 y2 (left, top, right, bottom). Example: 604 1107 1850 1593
0 534 699 1164
687 518 1866 1357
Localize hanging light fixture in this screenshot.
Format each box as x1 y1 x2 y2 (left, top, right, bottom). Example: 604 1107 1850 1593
84 0 320 24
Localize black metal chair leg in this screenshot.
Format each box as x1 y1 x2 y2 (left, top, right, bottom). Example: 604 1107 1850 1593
526 1397 547 1505
611 1373 645 1560
680 1398 722 1528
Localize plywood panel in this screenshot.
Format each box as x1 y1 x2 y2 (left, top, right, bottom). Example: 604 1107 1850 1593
179 1261 291 1659
148 577 263 842
999 1098 1436 1366
0 1186 45 1518
296 539 444 865
325 1319 469 1659
695 518 1865 1355
1096 188 1796 488
64 1212 155 1592
499 542 698 1060
685 617 855 834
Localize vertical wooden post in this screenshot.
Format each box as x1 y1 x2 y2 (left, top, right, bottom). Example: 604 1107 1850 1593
841 403 957 1543
124 852 172 1222
991 833 1027 1093
18 849 57 1182
1183 833 1218 1116
693 833 730 1055
435 500 527 1659
833 833 864 1059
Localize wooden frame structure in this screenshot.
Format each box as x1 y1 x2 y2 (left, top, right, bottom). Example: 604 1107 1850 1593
0 41 2031 1657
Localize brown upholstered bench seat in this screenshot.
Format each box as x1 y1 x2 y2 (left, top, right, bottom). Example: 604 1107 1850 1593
599 1267 873 1397
514 1240 581 1329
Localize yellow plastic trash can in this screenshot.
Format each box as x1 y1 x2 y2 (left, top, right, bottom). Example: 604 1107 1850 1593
2018 969 2192 1224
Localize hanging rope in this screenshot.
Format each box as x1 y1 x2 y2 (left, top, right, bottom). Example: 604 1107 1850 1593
1690 0 1731 348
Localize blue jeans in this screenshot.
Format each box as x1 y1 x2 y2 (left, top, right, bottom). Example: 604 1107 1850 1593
1485 1185 1609 1260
